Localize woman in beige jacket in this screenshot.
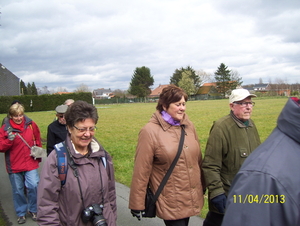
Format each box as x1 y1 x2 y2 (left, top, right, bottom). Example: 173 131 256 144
129 85 204 226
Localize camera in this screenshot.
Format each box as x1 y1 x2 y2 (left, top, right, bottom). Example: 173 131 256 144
81 204 107 226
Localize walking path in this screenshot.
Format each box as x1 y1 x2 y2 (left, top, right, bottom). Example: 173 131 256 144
0 155 204 226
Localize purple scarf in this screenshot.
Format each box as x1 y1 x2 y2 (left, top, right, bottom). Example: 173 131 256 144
161 111 181 126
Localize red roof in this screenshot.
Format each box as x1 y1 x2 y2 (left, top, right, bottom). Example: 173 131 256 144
149 84 169 97
202 82 217 87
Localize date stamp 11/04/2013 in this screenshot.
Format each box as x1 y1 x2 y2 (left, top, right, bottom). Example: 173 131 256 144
232 194 286 204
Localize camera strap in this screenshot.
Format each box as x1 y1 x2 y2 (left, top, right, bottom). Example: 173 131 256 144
54 141 106 209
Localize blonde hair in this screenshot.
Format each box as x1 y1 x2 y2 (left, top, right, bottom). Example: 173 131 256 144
9 103 25 117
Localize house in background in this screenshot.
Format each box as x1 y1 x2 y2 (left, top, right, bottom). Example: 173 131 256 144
241 84 255 92
148 84 169 98
196 82 219 99
0 63 20 96
253 83 271 93
93 88 114 99
269 84 291 96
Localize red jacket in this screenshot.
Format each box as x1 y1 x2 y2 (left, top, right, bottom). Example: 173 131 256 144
0 115 42 173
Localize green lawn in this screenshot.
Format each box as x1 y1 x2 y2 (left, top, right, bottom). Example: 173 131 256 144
0 97 289 219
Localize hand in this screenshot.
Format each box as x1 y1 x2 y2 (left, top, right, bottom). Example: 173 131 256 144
7 127 16 141
211 194 227 214
130 209 144 221
8 132 16 141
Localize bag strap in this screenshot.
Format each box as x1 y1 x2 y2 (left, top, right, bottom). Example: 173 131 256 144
29 124 36 146
17 133 32 149
152 125 185 202
54 142 69 185
54 141 108 186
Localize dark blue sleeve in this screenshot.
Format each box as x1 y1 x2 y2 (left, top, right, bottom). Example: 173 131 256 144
222 171 299 226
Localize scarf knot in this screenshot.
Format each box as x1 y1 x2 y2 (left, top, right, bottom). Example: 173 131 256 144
161 111 180 126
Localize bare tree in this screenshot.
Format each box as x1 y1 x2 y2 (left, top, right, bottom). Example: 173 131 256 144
268 78 272 84
195 69 212 86
113 89 126 98
38 86 50 95
275 78 285 84
74 83 91 93
57 87 68 92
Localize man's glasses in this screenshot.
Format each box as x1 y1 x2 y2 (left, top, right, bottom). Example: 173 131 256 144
58 115 65 118
73 125 97 133
233 102 255 107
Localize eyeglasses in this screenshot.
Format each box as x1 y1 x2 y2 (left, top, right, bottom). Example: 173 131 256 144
73 125 97 133
57 114 65 118
234 102 255 107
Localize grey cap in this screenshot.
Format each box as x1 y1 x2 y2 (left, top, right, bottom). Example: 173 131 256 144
55 104 68 114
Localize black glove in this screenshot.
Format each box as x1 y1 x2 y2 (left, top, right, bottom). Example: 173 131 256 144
131 209 144 221
211 194 227 214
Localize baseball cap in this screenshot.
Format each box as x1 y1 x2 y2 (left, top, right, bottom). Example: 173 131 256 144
55 105 68 114
229 89 257 103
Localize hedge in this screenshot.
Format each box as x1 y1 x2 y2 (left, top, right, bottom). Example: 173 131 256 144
0 92 92 114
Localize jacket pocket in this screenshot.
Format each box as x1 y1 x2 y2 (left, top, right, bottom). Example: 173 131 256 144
240 148 249 158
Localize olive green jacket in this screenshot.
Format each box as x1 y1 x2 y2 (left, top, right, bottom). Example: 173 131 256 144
202 111 261 213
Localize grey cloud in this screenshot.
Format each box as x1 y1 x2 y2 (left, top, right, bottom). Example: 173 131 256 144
1 0 299 92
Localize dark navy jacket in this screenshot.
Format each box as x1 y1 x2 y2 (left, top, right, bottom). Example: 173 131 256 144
222 97 300 226
46 120 67 156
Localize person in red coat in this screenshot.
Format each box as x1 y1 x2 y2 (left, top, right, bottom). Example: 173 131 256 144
0 103 42 224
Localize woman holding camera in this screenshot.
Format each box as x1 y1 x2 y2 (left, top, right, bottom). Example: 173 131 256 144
129 85 205 226
37 101 117 226
0 103 42 224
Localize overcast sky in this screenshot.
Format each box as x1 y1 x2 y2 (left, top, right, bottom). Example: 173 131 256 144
1 0 299 92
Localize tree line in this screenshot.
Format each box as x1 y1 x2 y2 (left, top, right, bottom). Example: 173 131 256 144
20 80 38 95
128 63 243 98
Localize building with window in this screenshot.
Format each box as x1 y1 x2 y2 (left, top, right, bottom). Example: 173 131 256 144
0 63 20 96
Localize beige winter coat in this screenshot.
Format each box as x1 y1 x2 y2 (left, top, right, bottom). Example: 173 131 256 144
129 111 204 220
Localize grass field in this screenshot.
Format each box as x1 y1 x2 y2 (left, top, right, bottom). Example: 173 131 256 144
0 97 289 219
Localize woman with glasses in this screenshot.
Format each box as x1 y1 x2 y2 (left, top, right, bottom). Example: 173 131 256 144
0 103 42 224
37 100 117 226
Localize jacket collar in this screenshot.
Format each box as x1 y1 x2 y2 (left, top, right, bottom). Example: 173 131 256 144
65 135 105 159
3 115 32 132
151 110 187 131
230 110 254 128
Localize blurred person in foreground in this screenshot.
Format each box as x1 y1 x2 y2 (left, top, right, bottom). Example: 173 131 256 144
37 100 117 226
222 97 300 226
0 103 42 224
46 104 68 156
64 99 74 106
202 88 261 226
129 85 204 226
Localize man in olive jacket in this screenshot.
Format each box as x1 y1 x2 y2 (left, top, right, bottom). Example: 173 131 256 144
202 89 261 226
222 97 300 226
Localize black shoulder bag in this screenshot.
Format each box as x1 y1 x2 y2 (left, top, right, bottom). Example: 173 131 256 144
144 125 185 218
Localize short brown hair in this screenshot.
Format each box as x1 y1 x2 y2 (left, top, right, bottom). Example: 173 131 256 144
64 100 98 127
156 85 188 112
